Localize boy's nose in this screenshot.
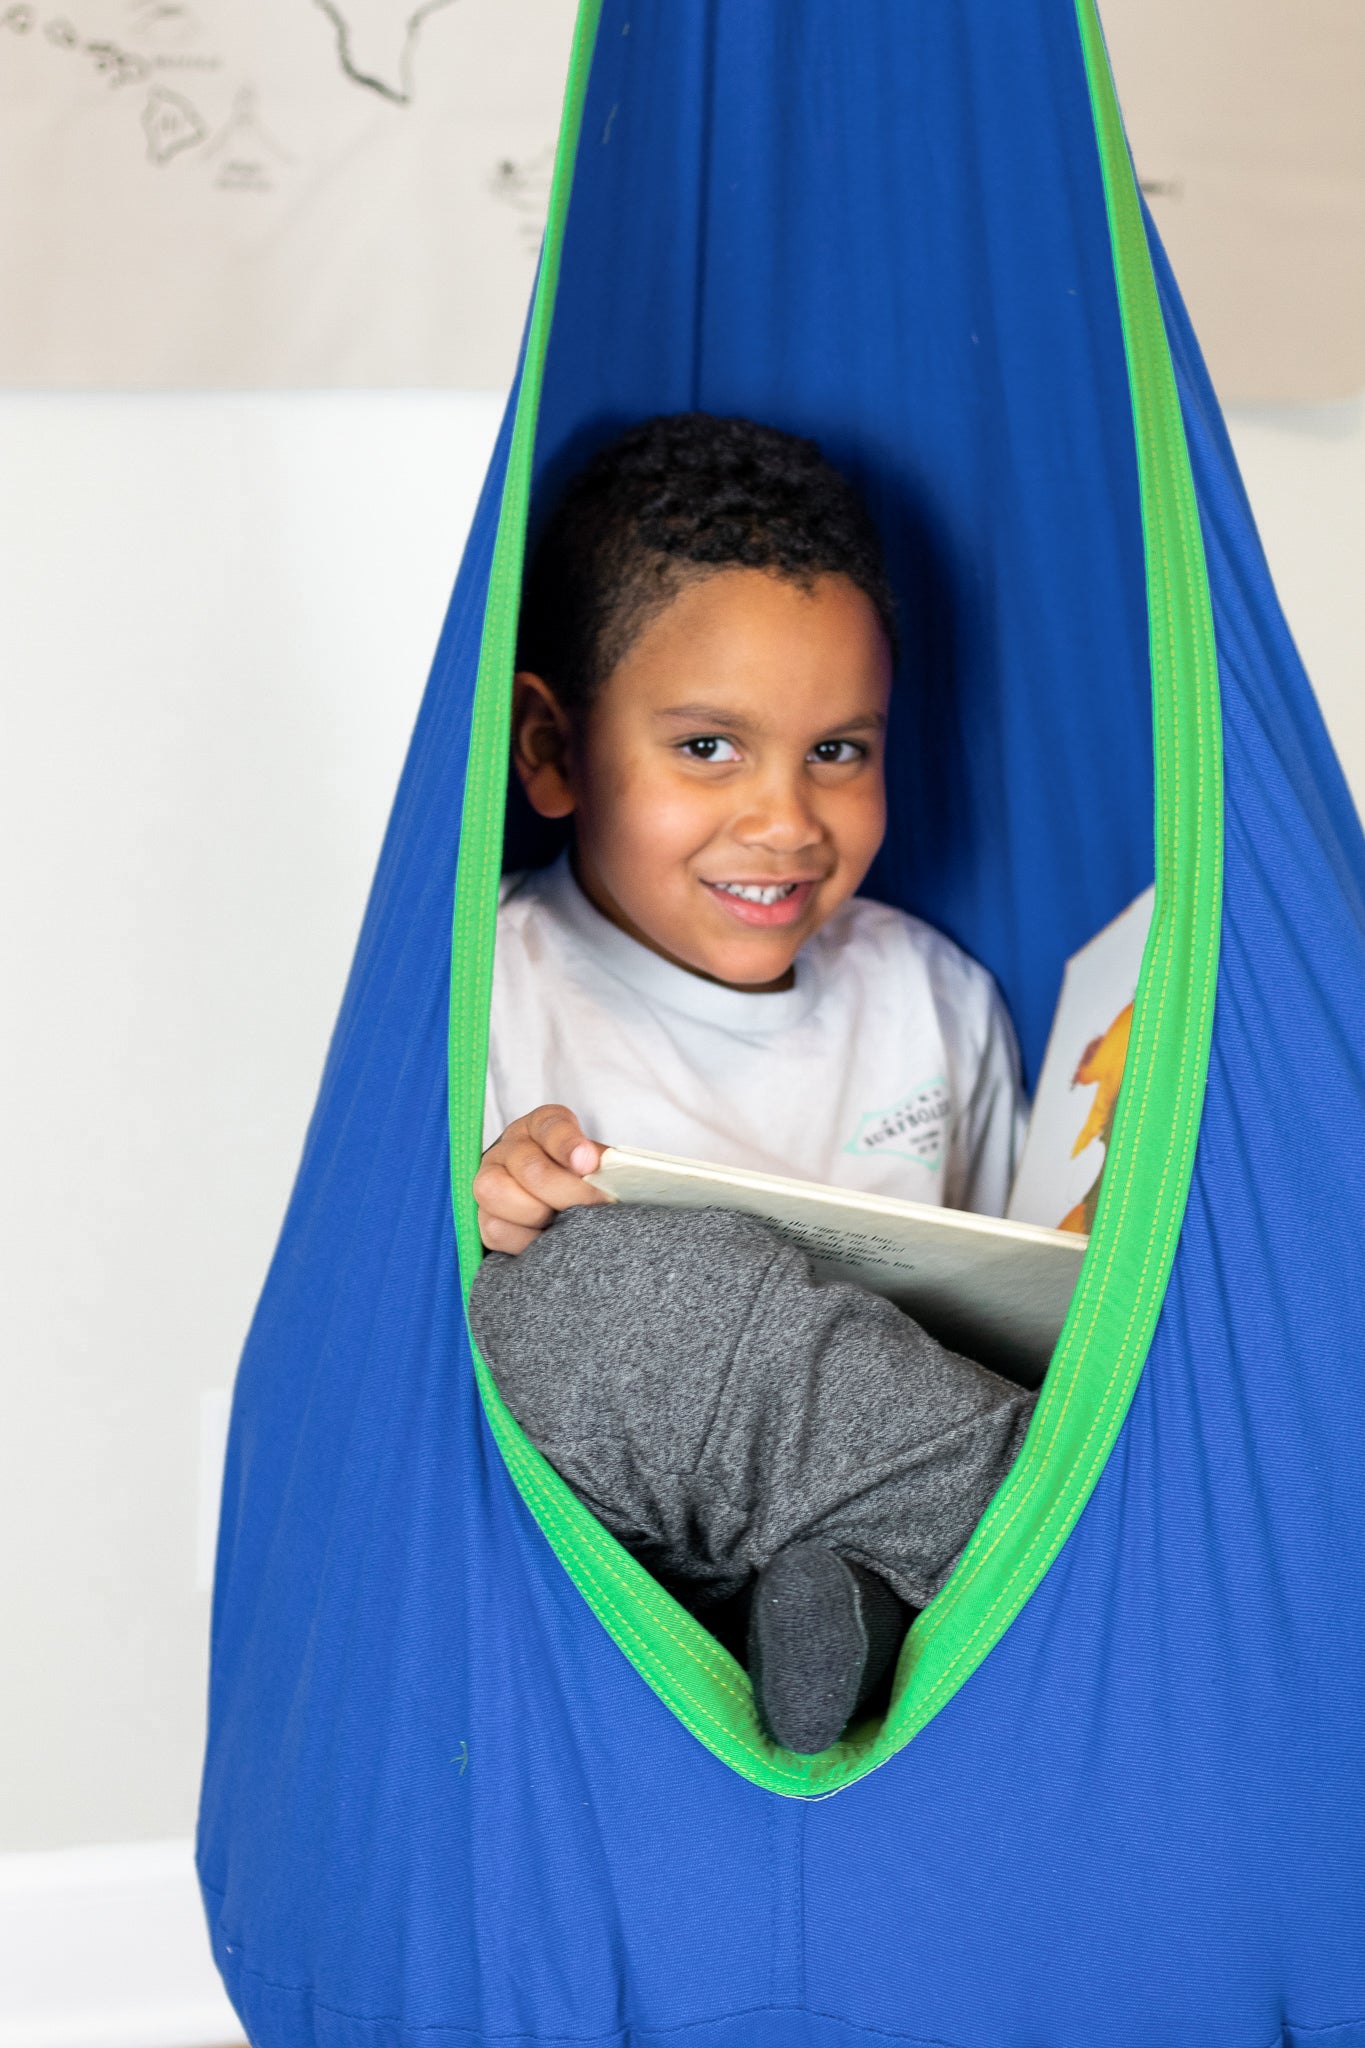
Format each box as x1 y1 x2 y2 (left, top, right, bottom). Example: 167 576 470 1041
733 781 824 853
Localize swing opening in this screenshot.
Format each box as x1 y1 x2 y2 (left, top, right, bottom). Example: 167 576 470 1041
445 0 1222 1798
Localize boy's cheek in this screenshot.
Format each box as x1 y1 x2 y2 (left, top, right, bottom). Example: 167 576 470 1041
811 781 884 879
605 782 729 873
841 781 889 878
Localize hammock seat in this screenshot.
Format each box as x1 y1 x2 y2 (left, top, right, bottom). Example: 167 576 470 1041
198 3 1365 2042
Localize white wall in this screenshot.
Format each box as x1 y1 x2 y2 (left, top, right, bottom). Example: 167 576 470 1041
0 387 1360 1869
0 1839 244 2048
1225 399 1365 790
0 391 503 1855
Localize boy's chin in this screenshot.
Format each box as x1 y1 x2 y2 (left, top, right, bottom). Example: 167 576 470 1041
682 933 804 992
681 896 834 986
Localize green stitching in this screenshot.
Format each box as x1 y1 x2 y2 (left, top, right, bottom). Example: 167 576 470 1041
445 0 1223 1794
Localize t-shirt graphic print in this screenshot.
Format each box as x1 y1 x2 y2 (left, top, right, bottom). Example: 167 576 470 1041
844 1077 952 1171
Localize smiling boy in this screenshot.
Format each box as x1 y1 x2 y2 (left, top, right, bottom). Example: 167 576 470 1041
479 420 1021 1240
470 415 1033 1753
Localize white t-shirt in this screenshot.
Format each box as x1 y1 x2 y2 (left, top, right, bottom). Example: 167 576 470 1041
484 854 1025 1216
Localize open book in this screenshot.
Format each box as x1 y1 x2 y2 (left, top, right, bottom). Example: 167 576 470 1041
585 886 1155 1387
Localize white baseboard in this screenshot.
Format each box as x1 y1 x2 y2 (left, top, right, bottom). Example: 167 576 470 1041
0 1838 244 2048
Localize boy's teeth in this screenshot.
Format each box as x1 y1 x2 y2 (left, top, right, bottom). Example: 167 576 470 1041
715 882 798 905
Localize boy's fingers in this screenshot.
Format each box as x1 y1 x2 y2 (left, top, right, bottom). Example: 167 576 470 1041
471 1158 554 1231
499 1132 606 1212
478 1211 541 1255
472 1112 606 1253
525 1104 605 1179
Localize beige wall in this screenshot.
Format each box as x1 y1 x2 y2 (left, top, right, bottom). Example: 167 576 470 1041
1102 0 1365 402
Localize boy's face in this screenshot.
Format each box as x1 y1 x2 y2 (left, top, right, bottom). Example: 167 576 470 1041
515 568 892 991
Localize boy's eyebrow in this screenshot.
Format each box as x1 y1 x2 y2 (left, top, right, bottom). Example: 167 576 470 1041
654 703 886 733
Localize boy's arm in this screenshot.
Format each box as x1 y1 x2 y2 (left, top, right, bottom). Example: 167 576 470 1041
474 1105 607 1254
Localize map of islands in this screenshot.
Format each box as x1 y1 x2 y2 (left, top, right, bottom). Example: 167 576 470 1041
0 0 579 384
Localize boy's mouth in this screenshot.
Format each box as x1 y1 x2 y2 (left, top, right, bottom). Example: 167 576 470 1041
702 878 817 928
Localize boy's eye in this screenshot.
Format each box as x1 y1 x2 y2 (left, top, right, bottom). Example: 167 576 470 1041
808 739 865 766
679 735 741 763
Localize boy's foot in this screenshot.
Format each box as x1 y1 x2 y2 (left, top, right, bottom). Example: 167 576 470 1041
748 1542 909 1754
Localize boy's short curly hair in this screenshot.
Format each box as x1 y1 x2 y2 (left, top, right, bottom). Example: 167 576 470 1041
516 412 895 716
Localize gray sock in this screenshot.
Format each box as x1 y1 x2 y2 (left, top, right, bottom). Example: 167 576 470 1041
748 1543 909 1753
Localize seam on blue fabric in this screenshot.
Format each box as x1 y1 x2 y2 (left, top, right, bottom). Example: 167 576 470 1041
218 1932 1365 2048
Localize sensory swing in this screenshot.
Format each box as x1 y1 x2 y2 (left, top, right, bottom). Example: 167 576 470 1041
199 3 1365 2043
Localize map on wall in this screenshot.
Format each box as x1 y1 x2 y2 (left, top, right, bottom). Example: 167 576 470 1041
0 0 579 385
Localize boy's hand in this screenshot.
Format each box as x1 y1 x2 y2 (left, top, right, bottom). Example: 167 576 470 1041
474 1104 607 1254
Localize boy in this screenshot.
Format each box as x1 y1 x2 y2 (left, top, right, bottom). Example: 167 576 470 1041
470 414 1034 1752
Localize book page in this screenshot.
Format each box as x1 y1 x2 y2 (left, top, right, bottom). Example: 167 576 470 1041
1007 886 1155 1232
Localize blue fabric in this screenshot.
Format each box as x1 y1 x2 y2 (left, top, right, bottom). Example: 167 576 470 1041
198 4 1365 2042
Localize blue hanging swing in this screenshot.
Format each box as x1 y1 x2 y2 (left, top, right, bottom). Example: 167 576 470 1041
198 4 1365 2042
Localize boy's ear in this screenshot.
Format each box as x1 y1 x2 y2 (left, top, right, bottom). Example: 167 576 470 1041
511 672 576 820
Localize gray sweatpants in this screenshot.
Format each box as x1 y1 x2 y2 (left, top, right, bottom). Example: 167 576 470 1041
469 1205 1036 1613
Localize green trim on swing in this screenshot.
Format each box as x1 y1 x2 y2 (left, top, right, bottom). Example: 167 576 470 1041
447 0 1224 1796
